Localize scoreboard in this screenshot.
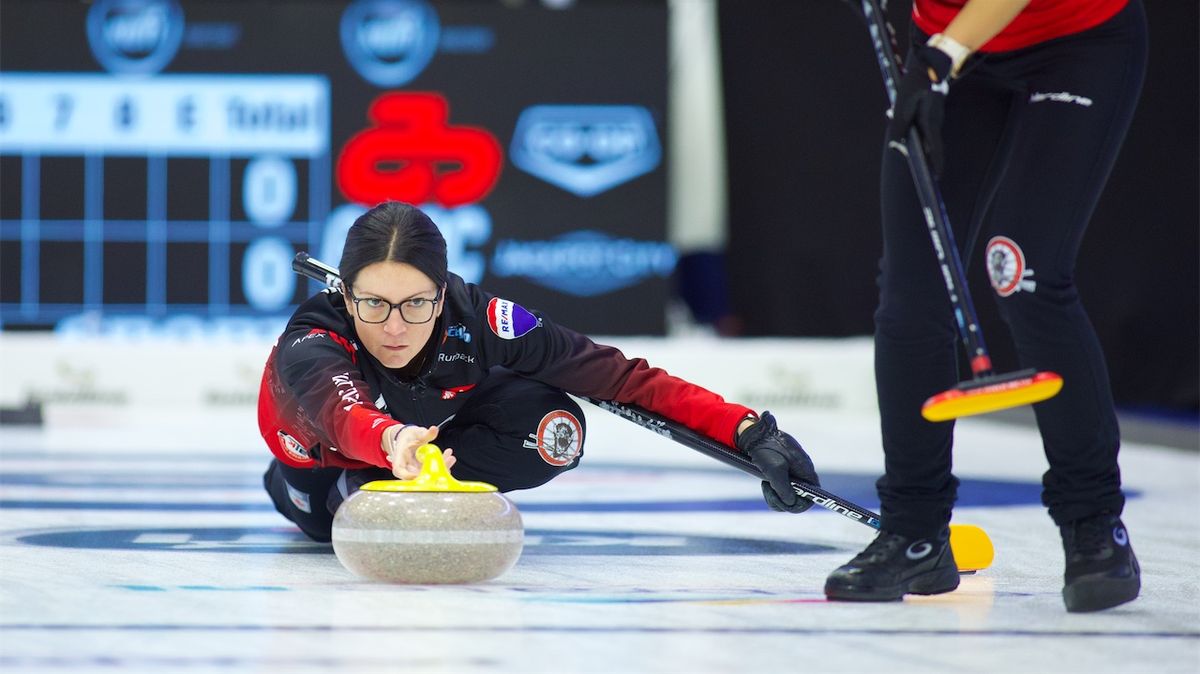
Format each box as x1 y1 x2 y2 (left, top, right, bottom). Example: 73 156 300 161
0 74 329 329
0 0 670 337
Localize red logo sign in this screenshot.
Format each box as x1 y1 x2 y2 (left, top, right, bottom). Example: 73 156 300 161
337 92 503 208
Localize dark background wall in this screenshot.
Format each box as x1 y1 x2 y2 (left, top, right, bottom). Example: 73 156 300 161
720 0 1199 413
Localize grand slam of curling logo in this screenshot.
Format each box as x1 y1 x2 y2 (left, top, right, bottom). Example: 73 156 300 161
340 0 440 87
87 0 185 74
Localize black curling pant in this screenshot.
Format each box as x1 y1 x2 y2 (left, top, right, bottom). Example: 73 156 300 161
874 1 1147 537
264 369 586 542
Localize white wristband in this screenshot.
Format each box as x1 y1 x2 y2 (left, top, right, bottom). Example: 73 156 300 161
927 33 971 77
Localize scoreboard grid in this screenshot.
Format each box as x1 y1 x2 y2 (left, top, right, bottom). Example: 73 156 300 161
0 73 331 328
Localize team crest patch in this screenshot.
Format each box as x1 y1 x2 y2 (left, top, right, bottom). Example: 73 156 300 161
487 297 540 340
985 236 1037 297
534 410 583 467
276 431 315 467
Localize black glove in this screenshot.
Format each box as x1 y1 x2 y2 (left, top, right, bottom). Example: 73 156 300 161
889 44 953 177
735 411 819 513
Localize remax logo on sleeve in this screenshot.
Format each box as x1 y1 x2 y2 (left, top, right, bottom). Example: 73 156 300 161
86 0 185 74
509 106 662 197
340 0 440 87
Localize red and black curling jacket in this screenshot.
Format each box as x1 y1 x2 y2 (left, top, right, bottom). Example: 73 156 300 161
258 273 754 471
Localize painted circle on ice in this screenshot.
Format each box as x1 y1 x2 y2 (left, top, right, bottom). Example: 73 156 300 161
13 527 835 556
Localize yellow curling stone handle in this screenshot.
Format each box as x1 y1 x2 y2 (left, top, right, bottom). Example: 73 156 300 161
360 444 498 493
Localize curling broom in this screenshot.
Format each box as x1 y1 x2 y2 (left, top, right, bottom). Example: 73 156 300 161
578 396 995 573
852 0 1063 421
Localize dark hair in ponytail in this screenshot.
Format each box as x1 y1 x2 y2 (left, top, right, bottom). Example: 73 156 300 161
339 201 448 291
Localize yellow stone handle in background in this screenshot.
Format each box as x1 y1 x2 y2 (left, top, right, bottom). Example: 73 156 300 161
360 444 498 493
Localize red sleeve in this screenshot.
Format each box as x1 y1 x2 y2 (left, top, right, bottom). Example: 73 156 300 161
587 355 756 447
258 328 401 469
474 291 753 446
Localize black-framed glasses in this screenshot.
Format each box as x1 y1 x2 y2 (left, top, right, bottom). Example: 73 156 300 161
347 287 442 324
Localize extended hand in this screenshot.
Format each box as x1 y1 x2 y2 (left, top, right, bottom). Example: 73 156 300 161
383 424 456 479
736 411 819 513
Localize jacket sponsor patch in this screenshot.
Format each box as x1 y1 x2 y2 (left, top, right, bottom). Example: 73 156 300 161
291 329 327 347
284 481 312 514
487 297 540 339
276 431 315 467
446 324 472 343
441 383 477 400
531 409 583 467
293 328 358 363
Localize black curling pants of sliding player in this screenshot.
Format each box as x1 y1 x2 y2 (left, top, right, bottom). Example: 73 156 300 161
264 369 586 542
873 1 1147 538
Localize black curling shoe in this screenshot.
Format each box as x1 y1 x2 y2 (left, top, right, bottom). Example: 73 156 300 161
825 529 960 601
1061 513 1140 613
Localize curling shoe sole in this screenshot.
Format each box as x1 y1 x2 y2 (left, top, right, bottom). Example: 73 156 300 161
1063 572 1140 613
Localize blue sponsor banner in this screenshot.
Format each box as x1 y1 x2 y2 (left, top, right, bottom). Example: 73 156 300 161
492 230 676 297
510 105 662 197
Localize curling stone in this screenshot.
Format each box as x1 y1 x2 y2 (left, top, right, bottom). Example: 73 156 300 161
331 444 524 584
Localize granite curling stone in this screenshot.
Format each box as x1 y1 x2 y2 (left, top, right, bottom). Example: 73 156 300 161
331 444 524 583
